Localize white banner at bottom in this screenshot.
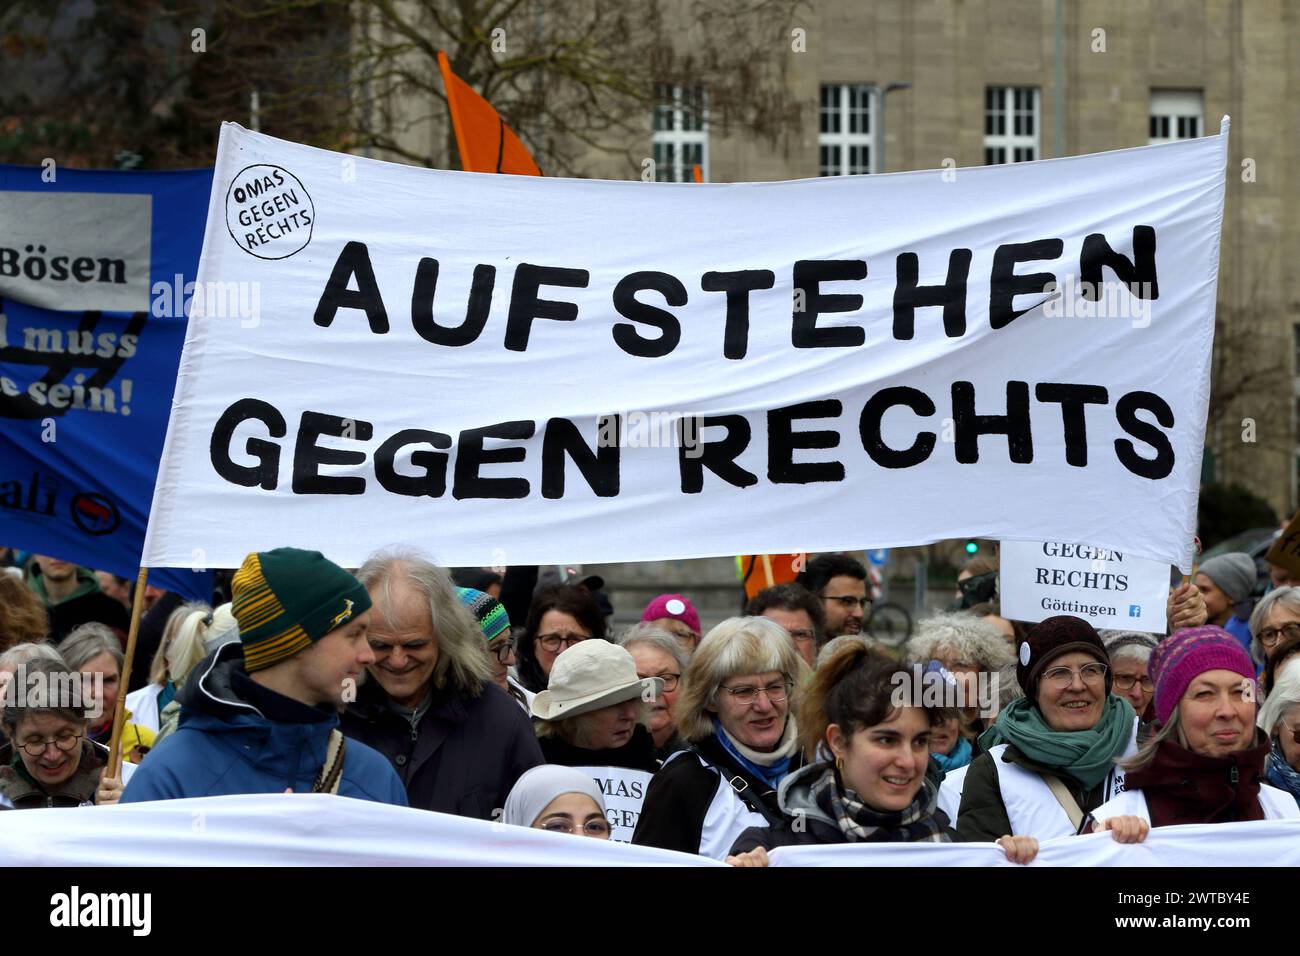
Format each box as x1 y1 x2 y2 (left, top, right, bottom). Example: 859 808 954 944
770 820 1300 867
0 794 1294 866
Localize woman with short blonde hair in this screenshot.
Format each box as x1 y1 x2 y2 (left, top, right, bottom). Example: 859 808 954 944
632 616 810 859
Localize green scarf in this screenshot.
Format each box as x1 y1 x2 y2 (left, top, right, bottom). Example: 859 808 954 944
979 695 1135 790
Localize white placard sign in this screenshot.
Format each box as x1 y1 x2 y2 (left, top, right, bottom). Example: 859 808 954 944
143 122 1228 570
999 539 1171 632
575 765 653 843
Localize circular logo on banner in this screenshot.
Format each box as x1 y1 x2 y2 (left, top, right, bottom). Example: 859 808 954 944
1018 641 1032 666
225 164 315 260
70 492 120 536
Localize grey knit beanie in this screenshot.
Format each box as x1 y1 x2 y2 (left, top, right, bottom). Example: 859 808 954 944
1197 553 1257 604
1099 629 1159 660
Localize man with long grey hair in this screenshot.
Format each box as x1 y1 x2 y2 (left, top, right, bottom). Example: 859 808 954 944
339 548 542 819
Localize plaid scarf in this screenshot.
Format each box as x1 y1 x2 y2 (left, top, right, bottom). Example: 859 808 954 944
809 762 951 843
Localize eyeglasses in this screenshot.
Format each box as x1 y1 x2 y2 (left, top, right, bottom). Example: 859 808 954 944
488 641 515 663
18 731 82 758
1041 662 1109 689
536 632 590 653
1112 674 1154 692
719 679 792 707
1281 719 1300 745
642 672 680 692
1258 622 1300 648
540 818 611 837
823 595 868 610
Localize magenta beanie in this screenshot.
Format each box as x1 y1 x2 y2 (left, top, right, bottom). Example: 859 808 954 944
641 593 701 635
1149 626 1256 725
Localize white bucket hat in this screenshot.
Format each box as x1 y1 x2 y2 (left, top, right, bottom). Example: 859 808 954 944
531 640 663 721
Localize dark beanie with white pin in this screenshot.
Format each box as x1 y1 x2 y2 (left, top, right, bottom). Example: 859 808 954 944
1017 615 1112 700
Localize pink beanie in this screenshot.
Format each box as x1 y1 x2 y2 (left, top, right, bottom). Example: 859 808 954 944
641 593 701 635
1149 626 1256 725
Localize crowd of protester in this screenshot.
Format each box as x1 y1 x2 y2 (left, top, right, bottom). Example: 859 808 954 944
1 539 1298 861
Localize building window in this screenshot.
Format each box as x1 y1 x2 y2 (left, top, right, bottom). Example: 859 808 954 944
652 84 707 182
819 84 874 175
1149 90 1204 144
984 86 1039 165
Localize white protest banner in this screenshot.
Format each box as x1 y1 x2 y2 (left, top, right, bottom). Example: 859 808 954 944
768 820 1300 867
0 793 720 867
999 539 1172 632
574 765 653 842
144 122 1228 570
3 793 1293 867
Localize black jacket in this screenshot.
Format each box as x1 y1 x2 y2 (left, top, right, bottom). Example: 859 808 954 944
730 762 955 853
654 734 690 767
729 763 846 852
632 734 803 855
340 676 542 820
45 591 129 644
539 724 659 773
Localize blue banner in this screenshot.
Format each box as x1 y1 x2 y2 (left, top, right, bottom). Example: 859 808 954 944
0 164 213 600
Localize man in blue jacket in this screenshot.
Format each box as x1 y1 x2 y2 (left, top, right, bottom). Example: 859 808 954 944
122 548 407 806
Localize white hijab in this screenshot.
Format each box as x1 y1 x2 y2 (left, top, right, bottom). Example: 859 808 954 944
501 765 607 828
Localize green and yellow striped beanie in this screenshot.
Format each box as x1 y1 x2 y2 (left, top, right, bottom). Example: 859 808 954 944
231 548 372 672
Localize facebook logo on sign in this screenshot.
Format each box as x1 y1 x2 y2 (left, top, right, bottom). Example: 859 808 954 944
1128 605 1141 618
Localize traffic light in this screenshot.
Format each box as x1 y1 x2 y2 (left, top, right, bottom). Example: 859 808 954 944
965 540 979 555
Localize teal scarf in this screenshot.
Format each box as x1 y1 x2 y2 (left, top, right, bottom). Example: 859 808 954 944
979 695 1134 790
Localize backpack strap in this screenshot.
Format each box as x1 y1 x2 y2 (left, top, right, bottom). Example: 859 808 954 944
691 737 787 827
312 729 347 795
1043 773 1085 833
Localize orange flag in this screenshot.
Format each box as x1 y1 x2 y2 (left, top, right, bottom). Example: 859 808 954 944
437 50 542 176
738 554 803 600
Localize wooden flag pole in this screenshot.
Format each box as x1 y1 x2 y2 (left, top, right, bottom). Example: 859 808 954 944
760 553 775 589
1181 536 1202 588
107 567 149 779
